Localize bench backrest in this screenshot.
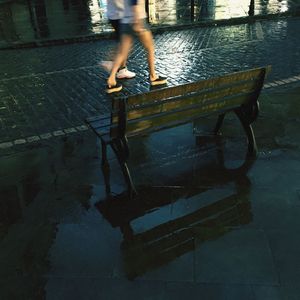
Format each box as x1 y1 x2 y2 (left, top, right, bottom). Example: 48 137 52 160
110 66 270 138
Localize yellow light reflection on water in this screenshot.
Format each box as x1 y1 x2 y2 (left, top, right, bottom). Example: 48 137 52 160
279 1 289 13
85 0 291 33
88 0 107 33
214 0 249 19
148 0 177 24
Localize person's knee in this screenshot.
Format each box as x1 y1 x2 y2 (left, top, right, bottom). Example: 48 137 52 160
139 31 154 50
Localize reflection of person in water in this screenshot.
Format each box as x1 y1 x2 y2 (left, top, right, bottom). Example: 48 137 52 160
100 0 137 80
106 0 167 93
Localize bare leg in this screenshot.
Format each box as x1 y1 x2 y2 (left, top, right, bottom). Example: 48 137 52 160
109 51 127 68
107 35 133 87
138 29 167 86
111 47 127 69
120 59 127 69
107 20 127 70
138 30 157 80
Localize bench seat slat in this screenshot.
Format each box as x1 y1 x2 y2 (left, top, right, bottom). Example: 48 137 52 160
126 77 259 111
126 67 269 105
85 115 111 138
85 115 109 123
123 80 259 122
111 80 259 124
86 114 110 128
124 92 255 137
91 126 110 138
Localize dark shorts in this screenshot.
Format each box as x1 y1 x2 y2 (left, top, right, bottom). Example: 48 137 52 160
120 19 150 36
109 19 121 41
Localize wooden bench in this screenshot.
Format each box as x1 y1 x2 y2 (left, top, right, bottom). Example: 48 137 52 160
85 66 271 196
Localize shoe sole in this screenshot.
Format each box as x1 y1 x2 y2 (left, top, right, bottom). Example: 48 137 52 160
106 85 122 94
150 79 167 86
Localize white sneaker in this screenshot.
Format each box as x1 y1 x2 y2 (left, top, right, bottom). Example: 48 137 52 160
100 60 113 72
116 67 136 79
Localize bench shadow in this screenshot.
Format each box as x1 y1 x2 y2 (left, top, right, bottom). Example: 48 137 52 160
95 143 255 280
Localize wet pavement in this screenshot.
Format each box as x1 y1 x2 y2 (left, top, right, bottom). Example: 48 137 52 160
1 85 300 299
1 5 300 300
0 0 300 48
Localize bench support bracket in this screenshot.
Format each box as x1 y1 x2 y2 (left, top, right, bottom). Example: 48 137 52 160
235 107 258 156
214 113 226 135
111 139 137 198
101 139 111 194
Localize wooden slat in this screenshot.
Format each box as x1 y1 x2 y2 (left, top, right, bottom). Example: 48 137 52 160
110 66 269 123
110 79 258 125
90 123 110 138
125 92 255 137
85 114 109 123
126 66 269 106
86 115 111 130
125 79 259 121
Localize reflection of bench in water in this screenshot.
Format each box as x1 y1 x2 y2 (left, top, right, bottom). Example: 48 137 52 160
96 151 254 280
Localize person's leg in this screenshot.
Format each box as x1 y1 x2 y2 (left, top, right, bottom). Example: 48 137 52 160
106 19 136 80
109 19 127 69
113 20 136 79
101 19 127 71
138 23 167 85
100 19 118 72
107 34 133 89
138 30 156 80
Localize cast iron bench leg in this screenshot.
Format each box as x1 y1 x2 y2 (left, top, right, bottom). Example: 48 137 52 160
121 136 130 160
101 139 111 194
111 139 137 198
120 222 134 242
214 113 226 135
234 108 258 156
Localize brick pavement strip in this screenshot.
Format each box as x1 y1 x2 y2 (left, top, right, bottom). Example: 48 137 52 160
0 17 300 146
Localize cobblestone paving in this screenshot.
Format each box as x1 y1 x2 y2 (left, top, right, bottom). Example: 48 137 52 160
0 17 300 148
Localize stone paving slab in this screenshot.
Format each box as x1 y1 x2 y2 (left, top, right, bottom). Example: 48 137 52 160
194 228 278 285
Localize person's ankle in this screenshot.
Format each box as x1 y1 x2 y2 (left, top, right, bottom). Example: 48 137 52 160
107 79 116 87
150 74 157 81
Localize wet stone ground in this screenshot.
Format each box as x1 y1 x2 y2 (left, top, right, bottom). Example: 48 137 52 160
0 85 300 299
